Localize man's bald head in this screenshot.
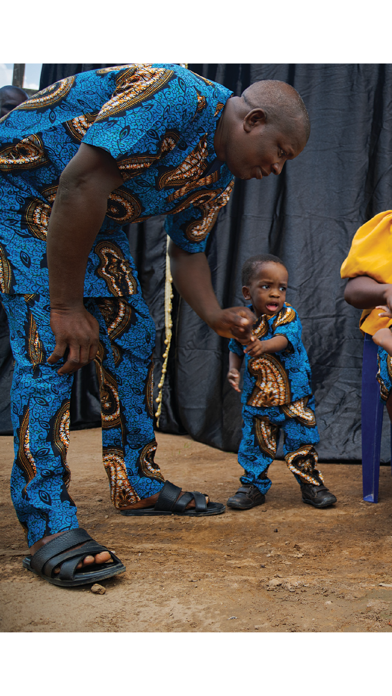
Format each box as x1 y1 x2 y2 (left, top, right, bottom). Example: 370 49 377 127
214 78 310 181
242 80 310 142
0 85 29 118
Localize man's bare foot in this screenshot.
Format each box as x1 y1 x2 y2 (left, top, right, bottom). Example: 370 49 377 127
120 489 209 511
30 531 111 574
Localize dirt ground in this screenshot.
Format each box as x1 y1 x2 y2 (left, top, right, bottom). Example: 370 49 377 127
2 428 392 633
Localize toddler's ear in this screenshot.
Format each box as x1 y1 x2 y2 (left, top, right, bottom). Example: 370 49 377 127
242 286 251 301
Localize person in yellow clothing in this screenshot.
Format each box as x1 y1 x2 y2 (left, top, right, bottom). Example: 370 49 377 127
342 210 392 419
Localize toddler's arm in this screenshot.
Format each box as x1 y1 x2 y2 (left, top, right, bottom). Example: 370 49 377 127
244 334 288 357
227 351 243 392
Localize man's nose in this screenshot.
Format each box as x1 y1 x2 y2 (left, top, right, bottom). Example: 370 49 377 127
272 161 284 176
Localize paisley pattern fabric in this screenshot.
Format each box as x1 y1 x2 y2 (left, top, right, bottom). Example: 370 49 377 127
376 346 392 401
230 303 322 494
228 302 313 406
238 399 322 494
0 64 234 544
2 290 165 546
0 64 233 296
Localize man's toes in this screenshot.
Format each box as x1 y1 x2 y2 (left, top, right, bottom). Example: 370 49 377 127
55 552 111 573
82 551 111 566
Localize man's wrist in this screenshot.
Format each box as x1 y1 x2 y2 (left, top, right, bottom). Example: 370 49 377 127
205 306 223 330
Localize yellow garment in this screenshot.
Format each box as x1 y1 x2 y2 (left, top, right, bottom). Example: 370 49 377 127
340 210 392 335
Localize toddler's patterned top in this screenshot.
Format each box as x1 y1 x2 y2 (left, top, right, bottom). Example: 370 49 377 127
0 64 233 297
228 303 313 407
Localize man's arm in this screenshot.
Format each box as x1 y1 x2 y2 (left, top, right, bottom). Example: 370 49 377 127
344 276 392 310
46 143 124 375
168 240 255 342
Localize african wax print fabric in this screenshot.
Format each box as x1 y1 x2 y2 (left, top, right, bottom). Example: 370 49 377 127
2 289 164 546
0 64 233 297
376 346 392 402
238 398 322 494
228 303 313 408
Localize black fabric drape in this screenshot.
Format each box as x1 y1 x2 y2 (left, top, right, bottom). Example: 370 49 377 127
1 64 392 463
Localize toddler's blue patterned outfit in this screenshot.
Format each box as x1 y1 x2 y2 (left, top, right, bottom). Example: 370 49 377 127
229 303 324 494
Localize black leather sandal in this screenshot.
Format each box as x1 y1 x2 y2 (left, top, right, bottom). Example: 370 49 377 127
23 528 126 587
120 480 225 516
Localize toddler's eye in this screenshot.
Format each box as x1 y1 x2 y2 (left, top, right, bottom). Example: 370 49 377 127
261 284 269 290
279 286 287 292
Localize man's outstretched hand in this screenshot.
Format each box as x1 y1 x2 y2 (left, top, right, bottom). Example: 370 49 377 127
209 306 256 343
48 307 100 375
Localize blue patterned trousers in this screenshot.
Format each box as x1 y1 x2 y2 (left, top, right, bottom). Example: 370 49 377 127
1 291 165 546
238 396 323 495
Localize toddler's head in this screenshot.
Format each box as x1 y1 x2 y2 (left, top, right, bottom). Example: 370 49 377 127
241 254 288 318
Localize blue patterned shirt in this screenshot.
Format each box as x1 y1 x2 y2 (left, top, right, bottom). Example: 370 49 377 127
0 64 233 296
228 303 313 407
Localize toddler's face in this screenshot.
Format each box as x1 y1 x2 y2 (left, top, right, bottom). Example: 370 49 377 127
243 261 288 318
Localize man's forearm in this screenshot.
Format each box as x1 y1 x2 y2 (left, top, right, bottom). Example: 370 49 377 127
47 183 108 308
168 242 222 326
168 240 255 341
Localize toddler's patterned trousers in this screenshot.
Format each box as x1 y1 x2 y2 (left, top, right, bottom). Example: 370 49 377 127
238 397 323 495
377 346 392 401
1 291 165 546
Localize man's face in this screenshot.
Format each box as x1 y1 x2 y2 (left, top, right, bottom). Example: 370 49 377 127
0 89 27 118
224 118 306 181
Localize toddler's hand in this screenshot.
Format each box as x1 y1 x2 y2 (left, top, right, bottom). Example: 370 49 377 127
227 368 241 392
372 327 392 356
377 305 392 319
244 339 264 357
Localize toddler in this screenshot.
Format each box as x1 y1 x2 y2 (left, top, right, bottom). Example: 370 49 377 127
227 254 337 510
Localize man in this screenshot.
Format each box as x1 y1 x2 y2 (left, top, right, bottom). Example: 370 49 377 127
0 64 310 587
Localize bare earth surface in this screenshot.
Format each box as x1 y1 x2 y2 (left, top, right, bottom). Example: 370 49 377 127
1 428 392 633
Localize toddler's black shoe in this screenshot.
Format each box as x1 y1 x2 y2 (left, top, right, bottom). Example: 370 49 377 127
227 484 265 510
300 482 337 508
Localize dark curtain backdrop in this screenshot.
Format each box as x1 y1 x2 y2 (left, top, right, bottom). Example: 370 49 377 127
1 64 392 462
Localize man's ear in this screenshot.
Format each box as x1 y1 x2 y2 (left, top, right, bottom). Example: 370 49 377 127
243 108 267 133
242 285 251 301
